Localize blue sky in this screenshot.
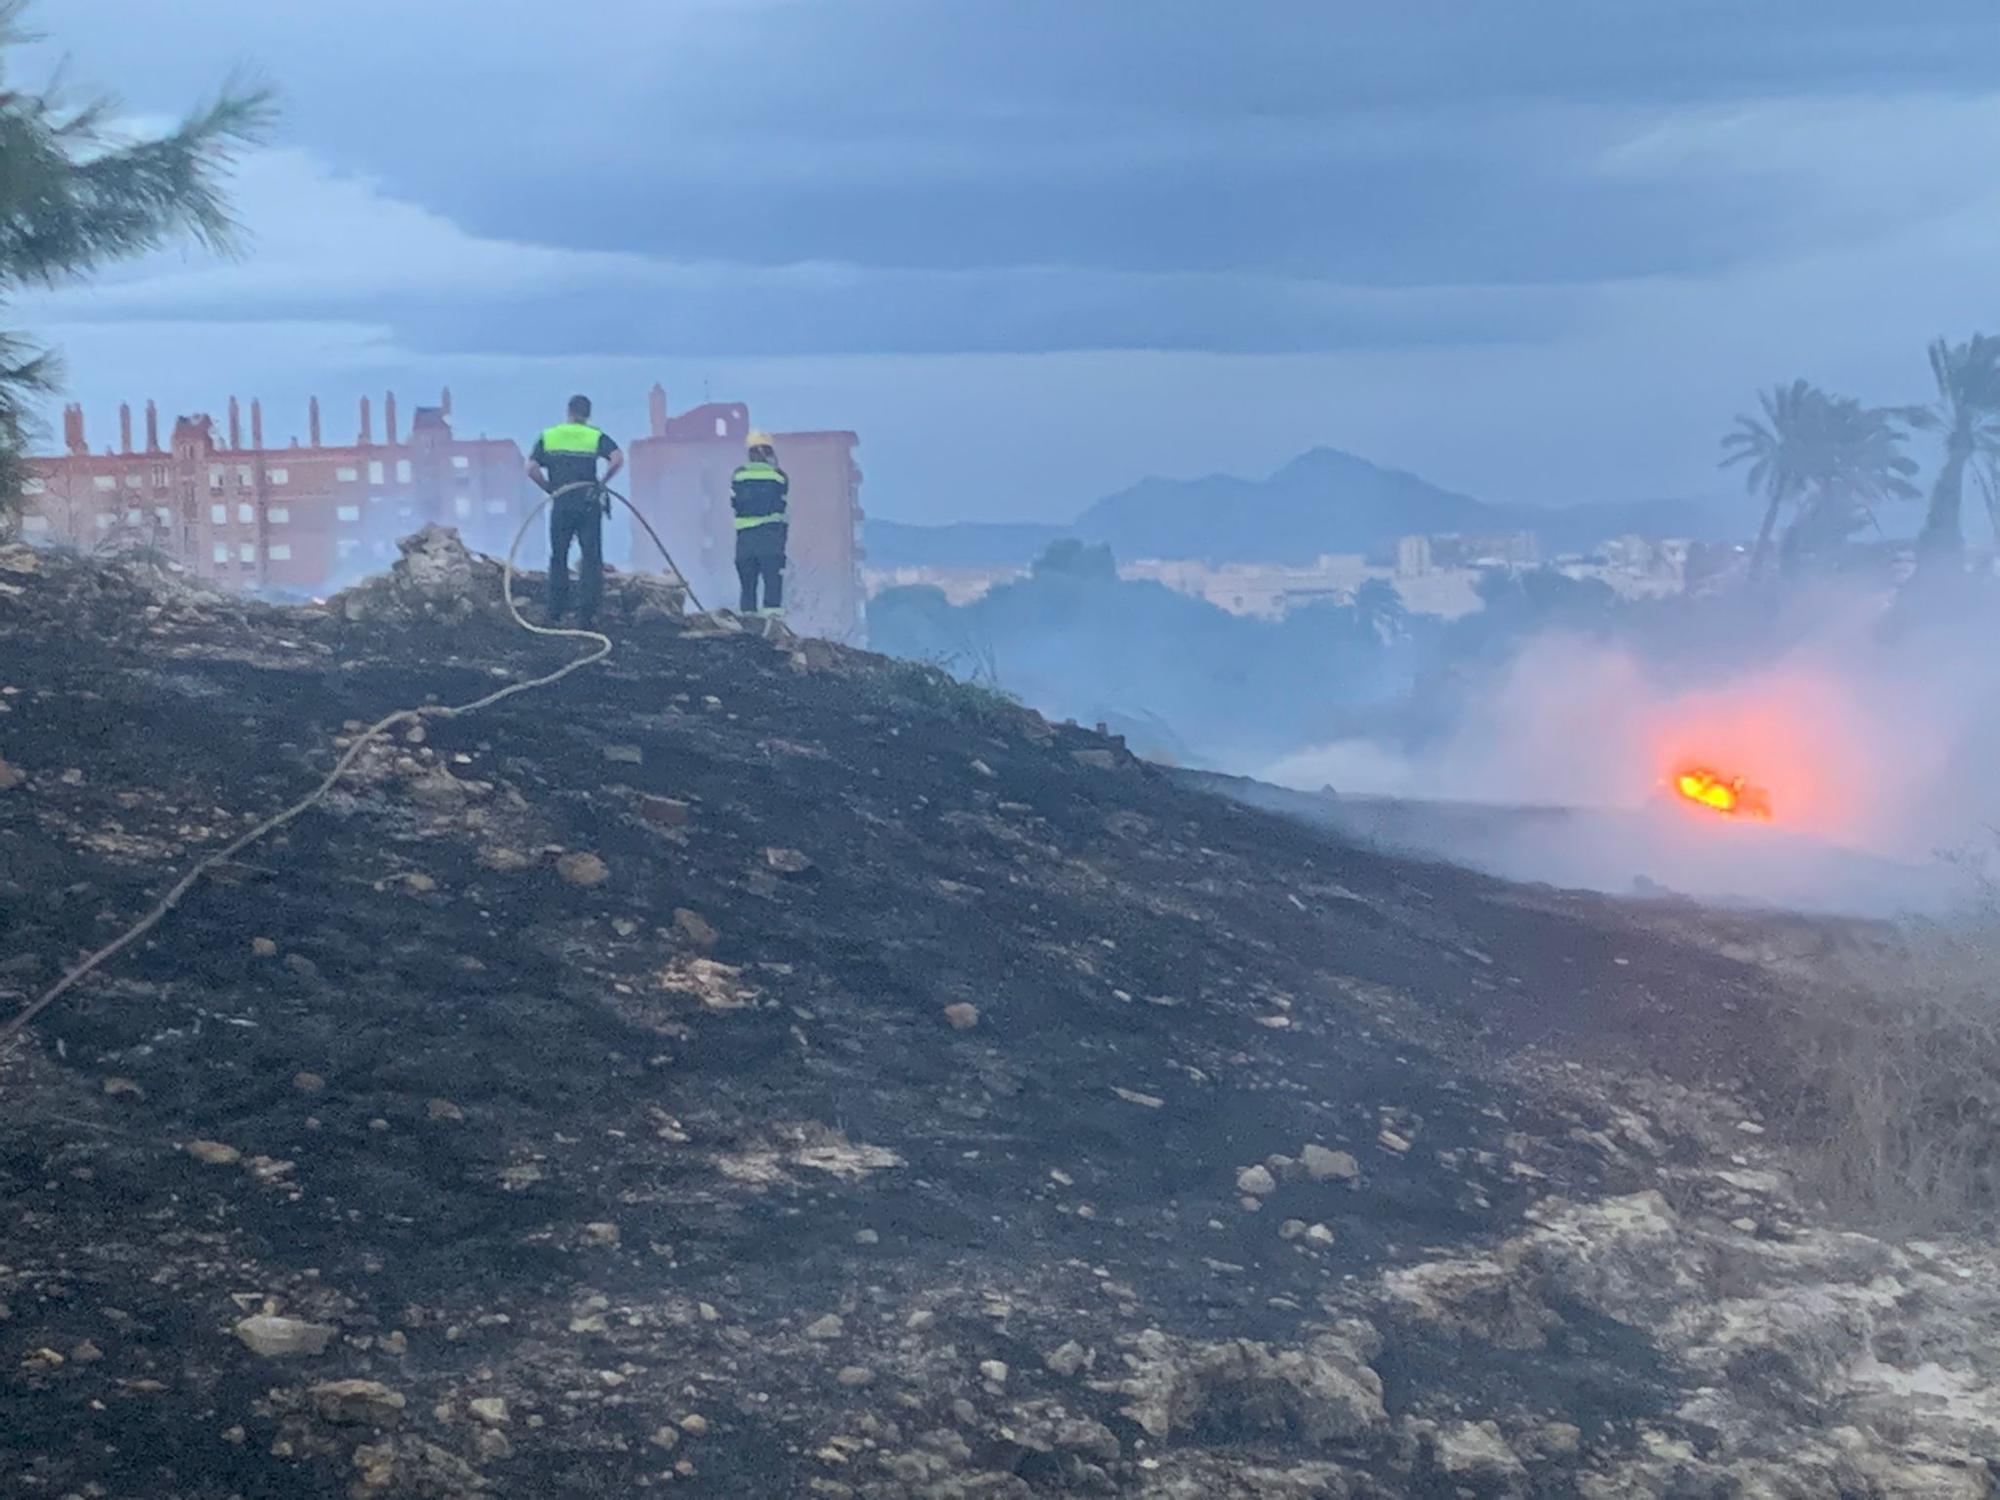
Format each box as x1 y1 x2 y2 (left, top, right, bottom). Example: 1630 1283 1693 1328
13 1 2000 523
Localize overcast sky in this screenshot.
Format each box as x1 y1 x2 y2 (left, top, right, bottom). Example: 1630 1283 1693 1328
13 1 2000 523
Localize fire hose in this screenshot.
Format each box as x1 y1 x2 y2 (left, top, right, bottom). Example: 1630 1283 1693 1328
1 480 701 1047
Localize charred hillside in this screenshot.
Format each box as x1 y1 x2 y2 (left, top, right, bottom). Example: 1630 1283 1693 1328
2 536 1998 1499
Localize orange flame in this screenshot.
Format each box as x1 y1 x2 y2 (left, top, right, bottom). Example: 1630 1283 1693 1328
1672 767 1773 821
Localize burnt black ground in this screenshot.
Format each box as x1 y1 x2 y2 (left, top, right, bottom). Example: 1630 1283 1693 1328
0 553 1793 1497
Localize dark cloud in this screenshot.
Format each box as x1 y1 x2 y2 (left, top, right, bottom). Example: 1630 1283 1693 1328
16 0 2000 519
33 2 2000 286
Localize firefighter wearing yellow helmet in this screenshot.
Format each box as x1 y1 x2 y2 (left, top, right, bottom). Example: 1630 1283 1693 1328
731 429 790 618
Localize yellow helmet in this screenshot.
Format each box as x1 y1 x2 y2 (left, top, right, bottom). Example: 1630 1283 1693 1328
746 429 775 450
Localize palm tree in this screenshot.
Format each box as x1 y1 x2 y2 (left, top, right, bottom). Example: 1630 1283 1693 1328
1779 396 1919 568
1721 379 1826 578
0 1 273 531
1722 382 1918 577
1907 334 2000 563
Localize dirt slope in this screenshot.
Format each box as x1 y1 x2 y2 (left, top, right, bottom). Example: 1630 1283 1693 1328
1 537 1996 1499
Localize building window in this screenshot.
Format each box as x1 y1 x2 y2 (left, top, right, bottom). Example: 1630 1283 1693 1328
452 455 470 471
368 460 385 484
337 538 359 558
268 468 289 485
336 466 359 483
268 507 290 525
239 543 256 563
124 472 143 489
96 514 114 530
94 475 119 492
210 504 227 525
268 543 292 561
484 499 508 515
208 466 225 490
237 503 253 524
236 466 253 486
395 459 413 483
454 497 473 519
125 508 143 525
213 543 230 563
369 494 385 505
336 505 361 523
397 506 414 520
155 507 171 526
715 418 727 436
150 465 168 487
22 476 45 494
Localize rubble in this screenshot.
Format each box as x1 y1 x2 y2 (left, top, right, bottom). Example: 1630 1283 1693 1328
1098 1326 1387 1444
330 526 488 626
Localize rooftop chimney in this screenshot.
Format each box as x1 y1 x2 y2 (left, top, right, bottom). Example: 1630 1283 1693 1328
119 403 133 455
359 395 373 446
308 396 322 448
228 396 242 451
649 384 670 438
63 403 86 456
441 386 453 418
145 400 160 453
250 398 264 451
384 390 398 446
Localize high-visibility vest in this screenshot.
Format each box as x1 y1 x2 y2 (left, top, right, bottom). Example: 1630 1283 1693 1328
539 422 607 454
731 461 789 529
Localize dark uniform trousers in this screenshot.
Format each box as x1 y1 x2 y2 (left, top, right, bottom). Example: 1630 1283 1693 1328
736 523 787 613
548 490 604 624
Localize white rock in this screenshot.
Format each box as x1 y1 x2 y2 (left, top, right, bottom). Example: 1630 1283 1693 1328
1434 1419 1528 1484
233 1315 336 1359
1301 1145 1360 1183
1236 1165 1278 1197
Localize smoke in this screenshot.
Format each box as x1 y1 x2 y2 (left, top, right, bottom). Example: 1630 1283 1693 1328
1261 581 2000 913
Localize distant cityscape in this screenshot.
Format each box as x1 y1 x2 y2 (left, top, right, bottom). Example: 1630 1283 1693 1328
867 530 1723 621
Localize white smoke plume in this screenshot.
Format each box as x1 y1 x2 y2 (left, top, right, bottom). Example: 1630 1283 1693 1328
1262 588 2000 913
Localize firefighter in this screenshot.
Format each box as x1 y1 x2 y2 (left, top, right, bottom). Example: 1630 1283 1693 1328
732 429 790 618
526 395 623 627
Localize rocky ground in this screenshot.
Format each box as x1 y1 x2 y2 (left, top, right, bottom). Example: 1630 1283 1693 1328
1 533 1997 1498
